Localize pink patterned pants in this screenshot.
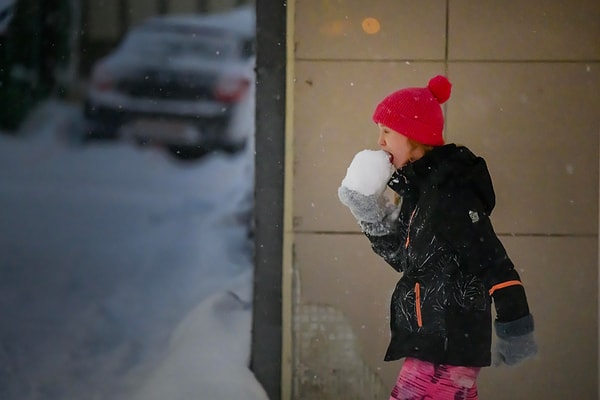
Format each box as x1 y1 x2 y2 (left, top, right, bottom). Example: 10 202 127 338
389 358 480 400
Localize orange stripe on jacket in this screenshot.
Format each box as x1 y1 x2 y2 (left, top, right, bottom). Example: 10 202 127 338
488 280 522 296
415 282 422 328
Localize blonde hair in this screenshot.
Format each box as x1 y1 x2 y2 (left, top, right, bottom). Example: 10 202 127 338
408 139 433 160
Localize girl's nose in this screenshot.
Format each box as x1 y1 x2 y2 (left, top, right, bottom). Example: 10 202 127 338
377 131 386 146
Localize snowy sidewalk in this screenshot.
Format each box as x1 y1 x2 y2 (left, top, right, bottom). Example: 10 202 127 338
130 270 268 400
0 107 268 399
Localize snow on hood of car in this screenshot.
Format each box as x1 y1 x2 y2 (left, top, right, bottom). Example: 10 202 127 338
95 32 252 81
142 5 255 38
121 29 236 59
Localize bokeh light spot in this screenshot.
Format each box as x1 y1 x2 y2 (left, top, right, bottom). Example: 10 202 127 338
362 17 380 34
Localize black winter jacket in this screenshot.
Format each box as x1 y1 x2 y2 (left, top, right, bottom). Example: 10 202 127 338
362 144 532 367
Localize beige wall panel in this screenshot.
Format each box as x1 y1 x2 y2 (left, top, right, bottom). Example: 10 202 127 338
295 0 446 60
294 233 404 393
449 0 600 60
293 61 446 232
294 233 597 399
446 62 599 235
478 235 598 399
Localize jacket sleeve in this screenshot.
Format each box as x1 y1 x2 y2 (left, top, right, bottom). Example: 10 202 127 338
363 228 406 273
438 196 531 324
360 202 409 273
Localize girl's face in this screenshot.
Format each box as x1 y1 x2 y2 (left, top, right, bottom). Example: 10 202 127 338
377 124 423 169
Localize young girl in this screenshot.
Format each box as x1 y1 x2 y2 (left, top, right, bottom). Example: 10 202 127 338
338 75 537 400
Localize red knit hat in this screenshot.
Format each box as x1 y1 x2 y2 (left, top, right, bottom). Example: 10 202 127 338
372 75 452 146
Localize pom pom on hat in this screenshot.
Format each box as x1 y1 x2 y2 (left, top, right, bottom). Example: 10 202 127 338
372 75 452 146
428 75 452 104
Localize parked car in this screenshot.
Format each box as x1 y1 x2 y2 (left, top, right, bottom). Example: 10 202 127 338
84 6 255 156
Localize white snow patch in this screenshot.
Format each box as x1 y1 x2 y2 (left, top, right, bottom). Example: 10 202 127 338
341 149 394 196
0 100 266 400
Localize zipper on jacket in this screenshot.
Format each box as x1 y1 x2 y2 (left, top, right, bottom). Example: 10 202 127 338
415 282 423 328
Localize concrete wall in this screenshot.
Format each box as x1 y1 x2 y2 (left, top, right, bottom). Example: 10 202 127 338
287 1 599 398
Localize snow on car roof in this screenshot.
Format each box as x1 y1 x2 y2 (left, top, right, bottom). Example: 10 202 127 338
141 5 255 38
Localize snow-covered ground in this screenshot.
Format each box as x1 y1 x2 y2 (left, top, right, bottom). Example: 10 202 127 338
0 101 268 400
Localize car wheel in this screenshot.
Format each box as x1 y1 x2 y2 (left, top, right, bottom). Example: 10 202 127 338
82 119 119 142
166 145 211 160
222 138 248 154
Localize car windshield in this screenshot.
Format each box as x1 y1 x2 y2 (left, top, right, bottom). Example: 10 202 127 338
120 30 236 61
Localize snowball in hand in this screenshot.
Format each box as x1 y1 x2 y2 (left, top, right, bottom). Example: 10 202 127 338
341 149 395 196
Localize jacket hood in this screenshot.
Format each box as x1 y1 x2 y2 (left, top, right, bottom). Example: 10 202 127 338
393 144 496 214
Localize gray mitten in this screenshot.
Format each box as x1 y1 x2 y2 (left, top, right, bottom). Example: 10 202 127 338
338 186 388 223
338 150 395 223
493 314 538 366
